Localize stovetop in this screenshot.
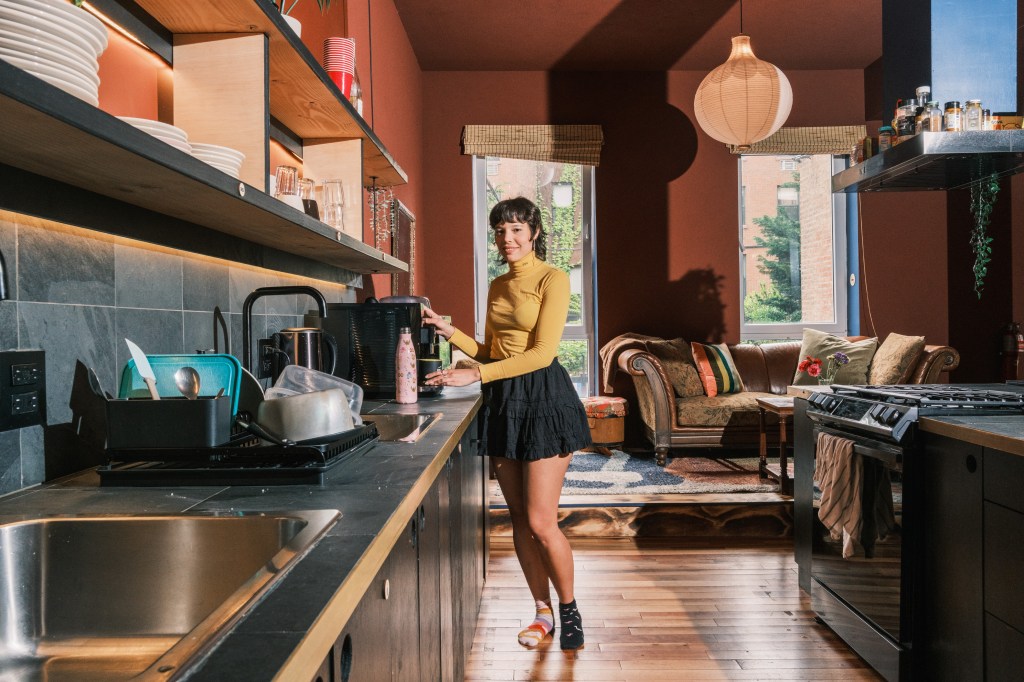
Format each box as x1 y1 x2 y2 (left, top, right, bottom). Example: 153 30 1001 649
806 384 1024 444
830 384 1024 412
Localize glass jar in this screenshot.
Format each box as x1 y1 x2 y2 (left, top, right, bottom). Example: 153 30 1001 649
982 109 994 131
924 101 943 132
878 126 894 151
964 100 983 131
915 85 931 109
992 114 1003 130
944 101 963 131
896 101 917 140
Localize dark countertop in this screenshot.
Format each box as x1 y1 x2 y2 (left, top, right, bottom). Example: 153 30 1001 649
0 387 482 681
920 414 1024 457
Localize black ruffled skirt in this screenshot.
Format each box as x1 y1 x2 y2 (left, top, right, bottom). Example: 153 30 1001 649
478 359 592 460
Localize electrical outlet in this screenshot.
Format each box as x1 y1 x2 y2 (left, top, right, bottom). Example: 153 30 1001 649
257 339 275 380
0 349 46 432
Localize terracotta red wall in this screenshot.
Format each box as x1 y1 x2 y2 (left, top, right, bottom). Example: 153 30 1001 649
419 69 874 352
344 0 423 300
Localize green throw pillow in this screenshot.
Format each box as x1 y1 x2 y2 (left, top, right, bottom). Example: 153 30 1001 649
792 329 878 386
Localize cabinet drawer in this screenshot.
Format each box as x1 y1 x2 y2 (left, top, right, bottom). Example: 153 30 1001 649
984 501 1024 632
984 447 1024 514
985 613 1024 682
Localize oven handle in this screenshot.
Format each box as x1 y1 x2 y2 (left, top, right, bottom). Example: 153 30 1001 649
814 425 903 465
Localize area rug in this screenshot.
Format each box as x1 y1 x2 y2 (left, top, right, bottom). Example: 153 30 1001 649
562 450 778 495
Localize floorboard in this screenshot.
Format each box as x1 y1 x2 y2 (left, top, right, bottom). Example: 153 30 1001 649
466 537 884 681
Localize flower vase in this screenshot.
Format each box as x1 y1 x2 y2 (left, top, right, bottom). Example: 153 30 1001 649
283 14 301 37
817 378 832 385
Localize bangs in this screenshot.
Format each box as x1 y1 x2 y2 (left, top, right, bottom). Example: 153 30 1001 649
489 197 538 229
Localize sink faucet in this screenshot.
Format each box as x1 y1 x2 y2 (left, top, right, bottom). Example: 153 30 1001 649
241 286 329 375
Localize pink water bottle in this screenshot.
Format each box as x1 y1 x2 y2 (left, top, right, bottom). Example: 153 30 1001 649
395 326 418 404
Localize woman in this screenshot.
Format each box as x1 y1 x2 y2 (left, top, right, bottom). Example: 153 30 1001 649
422 196 591 651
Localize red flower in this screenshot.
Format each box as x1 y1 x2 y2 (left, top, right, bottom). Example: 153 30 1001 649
807 363 822 377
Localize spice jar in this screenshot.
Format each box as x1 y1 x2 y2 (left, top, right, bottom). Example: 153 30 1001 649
944 101 963 131
964 100 983 131
982 109 994 131
878 126 894 151
924 101 943 132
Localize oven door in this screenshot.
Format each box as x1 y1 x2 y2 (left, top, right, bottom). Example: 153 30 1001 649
811 421 909 647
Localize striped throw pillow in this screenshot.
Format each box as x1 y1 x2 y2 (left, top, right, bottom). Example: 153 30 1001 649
689 342 743 397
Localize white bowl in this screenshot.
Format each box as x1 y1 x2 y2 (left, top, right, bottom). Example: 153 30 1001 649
117 116 189 142
190 142 245 164
0 52 98 94
0 18 96 64
191 151 244 168
204 163 240 178
0 47 99 87
18 66 97 104
0 0 106 55
0 32 97 74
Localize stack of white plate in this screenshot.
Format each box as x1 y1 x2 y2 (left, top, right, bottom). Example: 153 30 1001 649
0 0 108 106
190 142 245 179
116 116 193 155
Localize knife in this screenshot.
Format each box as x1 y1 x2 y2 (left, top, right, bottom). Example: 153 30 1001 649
125 338 160 400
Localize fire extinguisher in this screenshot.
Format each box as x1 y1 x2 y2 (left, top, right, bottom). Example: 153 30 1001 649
1001 322 1024 381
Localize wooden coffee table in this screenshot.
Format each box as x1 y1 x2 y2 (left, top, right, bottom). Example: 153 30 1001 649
756 396 795 495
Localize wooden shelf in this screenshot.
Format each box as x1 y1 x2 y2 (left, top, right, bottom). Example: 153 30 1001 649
132 0 407 187
0 62 406 274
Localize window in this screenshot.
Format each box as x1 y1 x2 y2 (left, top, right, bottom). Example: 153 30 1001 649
472 157 597 397
739 154 848 341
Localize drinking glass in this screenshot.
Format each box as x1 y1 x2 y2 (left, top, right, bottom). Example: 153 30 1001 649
299 178 320 219
321 179 345 230
273 166 303 212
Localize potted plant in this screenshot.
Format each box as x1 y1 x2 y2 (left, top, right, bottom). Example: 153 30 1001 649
274 0 332 37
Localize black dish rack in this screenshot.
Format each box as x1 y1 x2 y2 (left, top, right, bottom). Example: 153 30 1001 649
98 423 379 486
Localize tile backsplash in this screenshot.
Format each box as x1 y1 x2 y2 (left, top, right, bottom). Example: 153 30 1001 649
0 213 357 494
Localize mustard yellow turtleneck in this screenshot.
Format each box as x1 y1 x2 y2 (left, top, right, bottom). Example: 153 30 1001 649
448 251 569 384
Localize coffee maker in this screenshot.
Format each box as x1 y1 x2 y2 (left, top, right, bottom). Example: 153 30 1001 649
316 297 447 399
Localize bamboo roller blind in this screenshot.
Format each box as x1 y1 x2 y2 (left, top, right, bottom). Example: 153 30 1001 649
729 125 867 155
461 125 604 166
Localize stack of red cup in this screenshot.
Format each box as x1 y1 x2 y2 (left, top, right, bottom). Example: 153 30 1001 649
323 37 355 98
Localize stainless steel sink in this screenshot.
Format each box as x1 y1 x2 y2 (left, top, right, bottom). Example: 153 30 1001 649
361 413 440 442
0 509 338 681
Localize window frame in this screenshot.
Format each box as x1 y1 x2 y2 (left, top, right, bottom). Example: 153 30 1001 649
471 157 599 396
739 155 849 341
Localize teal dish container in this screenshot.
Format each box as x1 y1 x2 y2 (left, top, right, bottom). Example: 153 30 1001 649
118 353 243 416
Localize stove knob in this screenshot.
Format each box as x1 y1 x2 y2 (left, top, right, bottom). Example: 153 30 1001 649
809 394 826 407
885 408 903 426
869 404 886 421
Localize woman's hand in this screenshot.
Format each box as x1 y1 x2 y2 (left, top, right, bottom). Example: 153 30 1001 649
421 306 455 339
425 366 480 387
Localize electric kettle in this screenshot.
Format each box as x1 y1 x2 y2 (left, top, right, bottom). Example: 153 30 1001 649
271 327 338 376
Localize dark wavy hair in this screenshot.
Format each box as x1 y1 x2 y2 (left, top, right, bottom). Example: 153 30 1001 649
489 197 547 263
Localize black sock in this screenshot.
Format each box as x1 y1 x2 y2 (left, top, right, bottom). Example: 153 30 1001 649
558 599 584 650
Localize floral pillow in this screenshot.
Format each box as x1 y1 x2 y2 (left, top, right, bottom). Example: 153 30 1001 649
645 338 705 399
792 329 878 386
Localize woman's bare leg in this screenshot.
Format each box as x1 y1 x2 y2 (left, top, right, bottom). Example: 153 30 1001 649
492 454 576 602
493 458 553 602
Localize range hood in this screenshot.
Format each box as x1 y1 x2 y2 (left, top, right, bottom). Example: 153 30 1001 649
832 130 1024 192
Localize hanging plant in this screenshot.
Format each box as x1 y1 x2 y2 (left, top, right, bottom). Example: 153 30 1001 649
969 172 1000 299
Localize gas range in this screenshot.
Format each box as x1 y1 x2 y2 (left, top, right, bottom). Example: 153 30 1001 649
805 384 1024 444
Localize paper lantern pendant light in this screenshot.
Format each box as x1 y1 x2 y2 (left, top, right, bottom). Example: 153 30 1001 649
694 34 793 150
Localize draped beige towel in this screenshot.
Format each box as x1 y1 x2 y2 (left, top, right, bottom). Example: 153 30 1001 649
814 432 862 558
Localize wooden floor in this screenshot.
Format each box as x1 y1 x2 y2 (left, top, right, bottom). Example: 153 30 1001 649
466 537 883 681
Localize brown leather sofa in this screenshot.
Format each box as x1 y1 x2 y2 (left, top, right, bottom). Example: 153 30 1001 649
611 337 960 465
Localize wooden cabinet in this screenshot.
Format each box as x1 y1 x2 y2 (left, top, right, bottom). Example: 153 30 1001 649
0 0 407 277
330 415 486 681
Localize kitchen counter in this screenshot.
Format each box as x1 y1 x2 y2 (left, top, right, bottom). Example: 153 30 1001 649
919 414 1024 457
0 387 482 681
